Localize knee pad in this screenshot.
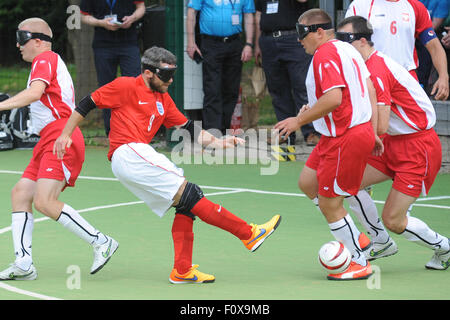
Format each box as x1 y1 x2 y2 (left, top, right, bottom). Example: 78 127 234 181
174 182 204 219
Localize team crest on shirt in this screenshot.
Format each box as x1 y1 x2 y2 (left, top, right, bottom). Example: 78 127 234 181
214 0 222 5
401 12 410 22
156 101 164 115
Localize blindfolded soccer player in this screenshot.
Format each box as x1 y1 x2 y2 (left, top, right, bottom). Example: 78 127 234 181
0 18 118 281
54 46 282 284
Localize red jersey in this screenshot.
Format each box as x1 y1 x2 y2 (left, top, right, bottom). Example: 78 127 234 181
91 75 188 160
28 50 76 134
305 40 372 137
367 50 435 135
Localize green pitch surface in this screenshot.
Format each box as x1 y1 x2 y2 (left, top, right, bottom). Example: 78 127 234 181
0 147 449 301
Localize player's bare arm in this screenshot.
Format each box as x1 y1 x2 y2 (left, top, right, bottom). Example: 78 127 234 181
376 104 391 136
175 120 244 149
53 94 94 159
53 110 84 160
274 87 342 138
0 80 46 111
367 78 384 156
425 38 449 100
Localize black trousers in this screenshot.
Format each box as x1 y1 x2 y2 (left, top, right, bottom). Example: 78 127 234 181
200 35 243 135
93 45 141 136
259 33 317 143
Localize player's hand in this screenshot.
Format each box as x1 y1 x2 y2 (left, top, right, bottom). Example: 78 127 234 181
53 134 72 160
372 135 384 157
273 116 301 139
209 136 245 149
431 76 449 101
299 104 310 115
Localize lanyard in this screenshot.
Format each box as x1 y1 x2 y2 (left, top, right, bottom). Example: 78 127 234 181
106 0 117 12
229 0 237 12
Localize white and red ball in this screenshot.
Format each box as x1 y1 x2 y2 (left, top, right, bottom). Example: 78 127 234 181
318 241 351 274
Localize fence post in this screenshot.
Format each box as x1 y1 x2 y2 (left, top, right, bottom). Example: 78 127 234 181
165 0 185 148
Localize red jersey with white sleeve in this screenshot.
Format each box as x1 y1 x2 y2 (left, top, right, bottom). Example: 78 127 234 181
346 0 435 71
305 39 372 137
91 75 188 160
28 50 76 134
367 50 436 135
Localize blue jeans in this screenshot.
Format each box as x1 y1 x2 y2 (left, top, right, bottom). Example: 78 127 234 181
93 45 141 136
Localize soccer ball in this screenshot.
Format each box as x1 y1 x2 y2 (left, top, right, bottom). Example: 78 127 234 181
318 241 352 274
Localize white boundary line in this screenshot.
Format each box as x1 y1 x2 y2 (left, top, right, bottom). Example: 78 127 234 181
0 282 61 300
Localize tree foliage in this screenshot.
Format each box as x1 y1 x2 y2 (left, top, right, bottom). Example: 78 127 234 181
0 0 69 66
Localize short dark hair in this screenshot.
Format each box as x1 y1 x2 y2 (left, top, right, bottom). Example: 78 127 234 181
337 16 374 46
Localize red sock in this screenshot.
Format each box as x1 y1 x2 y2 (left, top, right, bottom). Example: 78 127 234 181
191 197 252 240
172 214 194 275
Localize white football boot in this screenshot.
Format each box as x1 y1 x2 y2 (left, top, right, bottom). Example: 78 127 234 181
425 239 450 270
91 236 119 274
366 237 398 261
0 263 37 281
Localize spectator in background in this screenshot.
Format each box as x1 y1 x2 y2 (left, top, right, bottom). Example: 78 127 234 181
254 0 320 146
186 0 255 135
416 0 449 91
80 0 145 136
441 15 450 87
346 0 449 101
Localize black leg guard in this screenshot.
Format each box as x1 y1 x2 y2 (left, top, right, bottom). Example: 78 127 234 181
174 182 204 220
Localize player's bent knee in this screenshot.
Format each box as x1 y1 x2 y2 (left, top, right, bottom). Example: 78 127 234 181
174 182 204 218
382 215 404 234
33 195 59 220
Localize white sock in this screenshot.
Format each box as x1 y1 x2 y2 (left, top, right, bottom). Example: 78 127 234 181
402 216 449 252
57 204 107 246
11 211 34 270
346 190 390 244
328 213 367 266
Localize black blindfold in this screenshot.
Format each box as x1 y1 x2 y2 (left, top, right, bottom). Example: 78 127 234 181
335 32 372 43
296 22 333 40
16 30 52 46
143 64 177 83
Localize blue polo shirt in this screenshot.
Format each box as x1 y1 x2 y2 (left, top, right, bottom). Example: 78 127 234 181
420 0 449 19
188 0 255 37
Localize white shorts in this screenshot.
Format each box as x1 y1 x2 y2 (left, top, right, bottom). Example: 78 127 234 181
111 143 185 217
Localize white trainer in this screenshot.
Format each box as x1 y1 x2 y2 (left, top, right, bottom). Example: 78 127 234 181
91 236 119 274
0 263 37 281
426 239 450 270
366 237 398 261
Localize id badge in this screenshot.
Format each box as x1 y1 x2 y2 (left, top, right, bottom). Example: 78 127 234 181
105 14 118 23
266 1 279 14
231 14 240 25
